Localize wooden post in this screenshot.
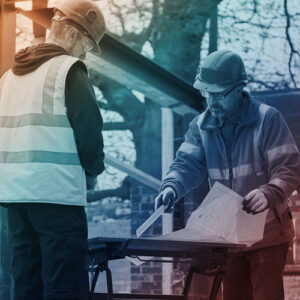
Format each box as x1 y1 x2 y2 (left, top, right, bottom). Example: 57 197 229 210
208 6 218 54
32 0 48 39
0 0 16 76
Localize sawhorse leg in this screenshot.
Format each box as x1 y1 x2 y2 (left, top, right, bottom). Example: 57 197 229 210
209 271 223 300
89 262 113 300
182 266 223 300
182 267 199 298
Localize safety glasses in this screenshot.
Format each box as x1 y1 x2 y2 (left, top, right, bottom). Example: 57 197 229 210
200 85 238 101
79 30 94 52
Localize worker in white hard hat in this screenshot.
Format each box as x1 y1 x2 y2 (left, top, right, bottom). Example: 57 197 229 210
155 50 300 299
0 0 106 299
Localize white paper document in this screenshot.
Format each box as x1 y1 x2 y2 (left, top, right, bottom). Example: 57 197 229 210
157 182 268 246
126 255 153 266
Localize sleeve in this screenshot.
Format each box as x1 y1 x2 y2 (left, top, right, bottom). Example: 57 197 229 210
259 110 300 207
160 116 207 199
65 61 105 177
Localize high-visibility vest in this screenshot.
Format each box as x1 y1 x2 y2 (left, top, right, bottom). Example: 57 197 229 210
0 55 86 206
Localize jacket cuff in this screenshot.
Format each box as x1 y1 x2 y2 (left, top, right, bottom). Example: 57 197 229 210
259 183 285 208
160 181 185 200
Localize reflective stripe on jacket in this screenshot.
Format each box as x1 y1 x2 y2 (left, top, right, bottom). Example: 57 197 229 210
162 91 300 249
0 55 86 206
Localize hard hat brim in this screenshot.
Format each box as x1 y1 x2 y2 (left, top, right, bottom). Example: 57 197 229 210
193 79 232 93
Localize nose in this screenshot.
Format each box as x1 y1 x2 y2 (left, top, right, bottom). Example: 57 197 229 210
207 96 223 110
208 95 219 105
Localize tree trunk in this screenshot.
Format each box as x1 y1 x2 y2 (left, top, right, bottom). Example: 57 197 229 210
209 7 218 53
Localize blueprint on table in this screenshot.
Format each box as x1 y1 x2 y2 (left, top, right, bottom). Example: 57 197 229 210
158 182 268 246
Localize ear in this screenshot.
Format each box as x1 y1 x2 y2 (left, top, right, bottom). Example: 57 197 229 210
65 25 79 41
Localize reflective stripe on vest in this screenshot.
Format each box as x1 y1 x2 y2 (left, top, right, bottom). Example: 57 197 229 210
0 151 80 165
208 162 264 180
0 114 70 128
208 168 229 180
208 143 298 181
267 144 298 162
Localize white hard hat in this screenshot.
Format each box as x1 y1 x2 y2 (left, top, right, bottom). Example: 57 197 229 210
54 0 106 54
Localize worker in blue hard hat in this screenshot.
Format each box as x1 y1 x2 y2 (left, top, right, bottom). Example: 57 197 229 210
194 50 248 121
155 50 300 299
0 0 106 299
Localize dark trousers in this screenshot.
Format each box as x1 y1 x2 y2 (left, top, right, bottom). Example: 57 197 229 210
7 203 89 300
223 243 289 300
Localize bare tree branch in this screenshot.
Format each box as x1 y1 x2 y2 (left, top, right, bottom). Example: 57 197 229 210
245 0 257 22
284 0 299 88
248 79 276 90
218 14 282 29
109 0 127 35
132 0 144 20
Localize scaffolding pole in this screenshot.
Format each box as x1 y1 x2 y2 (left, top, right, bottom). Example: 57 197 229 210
161 107 174 294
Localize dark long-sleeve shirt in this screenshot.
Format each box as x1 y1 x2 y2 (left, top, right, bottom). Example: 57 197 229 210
65 61 105 177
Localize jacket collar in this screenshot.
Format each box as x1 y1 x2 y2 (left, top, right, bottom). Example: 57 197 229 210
200 90 256 131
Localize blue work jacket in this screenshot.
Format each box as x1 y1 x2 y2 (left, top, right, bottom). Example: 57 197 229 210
162 91 300 249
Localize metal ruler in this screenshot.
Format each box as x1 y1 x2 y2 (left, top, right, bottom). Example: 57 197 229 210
136 205 167 238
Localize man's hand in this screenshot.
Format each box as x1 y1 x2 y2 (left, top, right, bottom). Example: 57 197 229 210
242 189 269 214
154 187 176 213
86 175 97 190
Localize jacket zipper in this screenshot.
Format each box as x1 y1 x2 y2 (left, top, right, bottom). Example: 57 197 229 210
228 151 233 189
218 127 234 189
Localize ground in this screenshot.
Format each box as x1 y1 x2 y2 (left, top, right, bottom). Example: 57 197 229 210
285 276 300 300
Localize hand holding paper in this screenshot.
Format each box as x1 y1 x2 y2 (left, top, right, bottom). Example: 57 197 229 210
157 182 269 246
243 189 269 214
